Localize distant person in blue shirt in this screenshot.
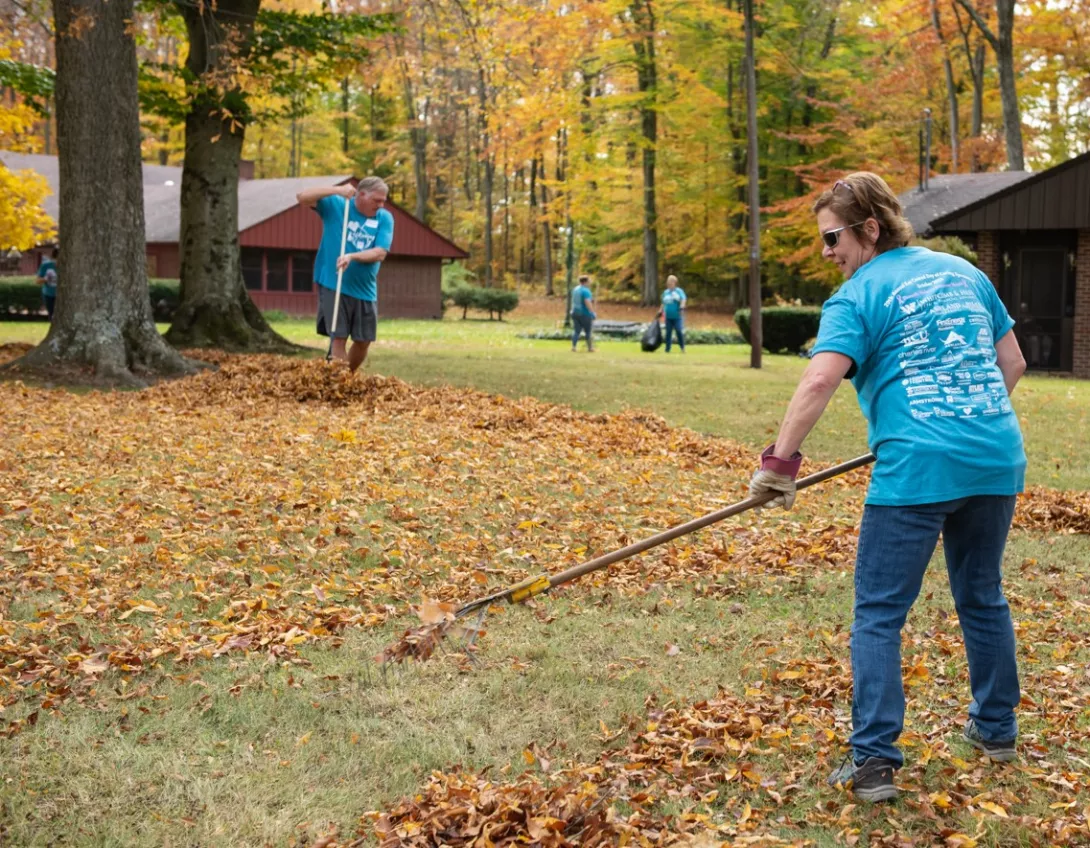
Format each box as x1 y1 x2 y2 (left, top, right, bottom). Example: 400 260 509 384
658 274 686 352
570 274 596 352
36 246 59 320
748 172 1027 803
296 177 394 372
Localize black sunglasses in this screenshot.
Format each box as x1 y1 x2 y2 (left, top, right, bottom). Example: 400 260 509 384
821 222 864 249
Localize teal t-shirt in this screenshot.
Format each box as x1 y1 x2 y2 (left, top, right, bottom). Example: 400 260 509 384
314 195 394 301
37 259 58 297
570 284 595 318
662 288 686 320
811 246 1025 506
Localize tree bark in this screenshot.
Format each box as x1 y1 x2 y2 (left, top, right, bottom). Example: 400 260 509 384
540 155 554 297
953 0 1024 170
744 0 762 367
12 0 195 386
630 0 659 307
931 0 960 172
164 0 293 350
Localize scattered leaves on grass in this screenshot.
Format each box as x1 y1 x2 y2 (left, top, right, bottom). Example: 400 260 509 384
2 351 1088 844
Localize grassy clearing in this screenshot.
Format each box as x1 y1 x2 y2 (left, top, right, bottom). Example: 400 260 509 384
1 314 1088 846
3 531 1086 846
5 308 1086 489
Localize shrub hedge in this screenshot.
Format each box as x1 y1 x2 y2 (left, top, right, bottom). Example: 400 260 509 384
446 285 520 320
0 278 181 321
734 306 822 354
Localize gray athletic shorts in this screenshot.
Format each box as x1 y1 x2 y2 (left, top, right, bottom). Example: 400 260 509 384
316 286 377 342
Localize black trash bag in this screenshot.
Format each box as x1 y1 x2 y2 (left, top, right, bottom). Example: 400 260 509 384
640 319 663 352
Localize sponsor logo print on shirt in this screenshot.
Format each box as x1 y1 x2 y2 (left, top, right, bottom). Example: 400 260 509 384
941 331 967 347
903 329 929 348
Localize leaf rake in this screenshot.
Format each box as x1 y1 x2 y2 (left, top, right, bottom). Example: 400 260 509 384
377 453 875 667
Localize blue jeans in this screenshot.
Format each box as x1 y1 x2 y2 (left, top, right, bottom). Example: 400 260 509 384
571 313 594 349
664 316 685 351
850 495 1019 766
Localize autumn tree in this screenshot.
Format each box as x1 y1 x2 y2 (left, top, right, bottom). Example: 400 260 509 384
0 50 55 251
139 2 389 349
953 0 1024 170
10 0 195 385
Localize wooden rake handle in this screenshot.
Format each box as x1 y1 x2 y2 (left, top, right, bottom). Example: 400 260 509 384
457 453 876 617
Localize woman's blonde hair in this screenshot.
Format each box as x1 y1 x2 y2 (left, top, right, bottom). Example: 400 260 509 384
812 172 914 254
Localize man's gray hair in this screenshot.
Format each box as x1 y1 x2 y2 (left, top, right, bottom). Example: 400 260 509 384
357 176 389 196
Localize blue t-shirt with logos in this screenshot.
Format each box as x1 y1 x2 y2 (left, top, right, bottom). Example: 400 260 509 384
313 195 394 302
662 288 686 320
570 284 595 318
811 246 1025 506
37 259 58 297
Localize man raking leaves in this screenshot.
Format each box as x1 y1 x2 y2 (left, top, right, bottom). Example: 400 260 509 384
748 172 1028 803
296 177 394 372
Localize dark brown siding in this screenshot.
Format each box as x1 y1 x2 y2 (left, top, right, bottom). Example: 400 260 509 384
936 152 1090 232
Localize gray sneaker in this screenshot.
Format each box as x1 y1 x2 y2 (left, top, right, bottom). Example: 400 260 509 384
963 719 1017 762
826 755 899 802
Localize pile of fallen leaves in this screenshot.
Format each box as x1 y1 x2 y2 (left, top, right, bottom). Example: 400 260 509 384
2 352 1090 844
1 353 1087 737
363 648 1090 847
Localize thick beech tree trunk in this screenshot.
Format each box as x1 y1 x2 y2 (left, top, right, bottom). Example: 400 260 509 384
13 0 195 385
164 0 293 350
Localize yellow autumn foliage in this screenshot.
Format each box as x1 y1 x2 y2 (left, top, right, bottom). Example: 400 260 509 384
0 37 55 251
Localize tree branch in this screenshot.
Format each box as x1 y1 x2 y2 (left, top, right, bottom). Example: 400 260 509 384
952 0 998 50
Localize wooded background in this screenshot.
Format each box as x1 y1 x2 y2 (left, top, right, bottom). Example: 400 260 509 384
3 0 1089 305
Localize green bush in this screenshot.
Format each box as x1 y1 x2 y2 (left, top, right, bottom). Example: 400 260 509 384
912 235 978 265
449 284 519 320
261 309 289 322
475 287 519 320
0 277 180 321
734 306 822 354
0 277 46 317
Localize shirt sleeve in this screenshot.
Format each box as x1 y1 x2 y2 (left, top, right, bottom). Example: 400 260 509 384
375 210 394 251
810 293 870 368
314 195 340 223
978 271 1015 340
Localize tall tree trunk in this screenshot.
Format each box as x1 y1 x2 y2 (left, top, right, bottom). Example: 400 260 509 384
631 0 659 307
540 155 554 296
502 138 510 279
744 0 762 368
409 93 429 222
13 0 195 385
954 0 1024 170
165 0 292 350
528 154 538 284
932 0 960 172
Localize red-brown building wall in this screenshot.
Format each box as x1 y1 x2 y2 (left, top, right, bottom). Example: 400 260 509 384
248 256 443 319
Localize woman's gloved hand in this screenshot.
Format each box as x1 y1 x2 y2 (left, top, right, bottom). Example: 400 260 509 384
748 445 803 510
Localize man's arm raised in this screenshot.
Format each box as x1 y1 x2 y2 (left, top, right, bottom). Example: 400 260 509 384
296 183 355 209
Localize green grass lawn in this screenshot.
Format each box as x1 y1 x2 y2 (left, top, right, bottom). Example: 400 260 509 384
4 313 1087 490
2 314 1088 846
